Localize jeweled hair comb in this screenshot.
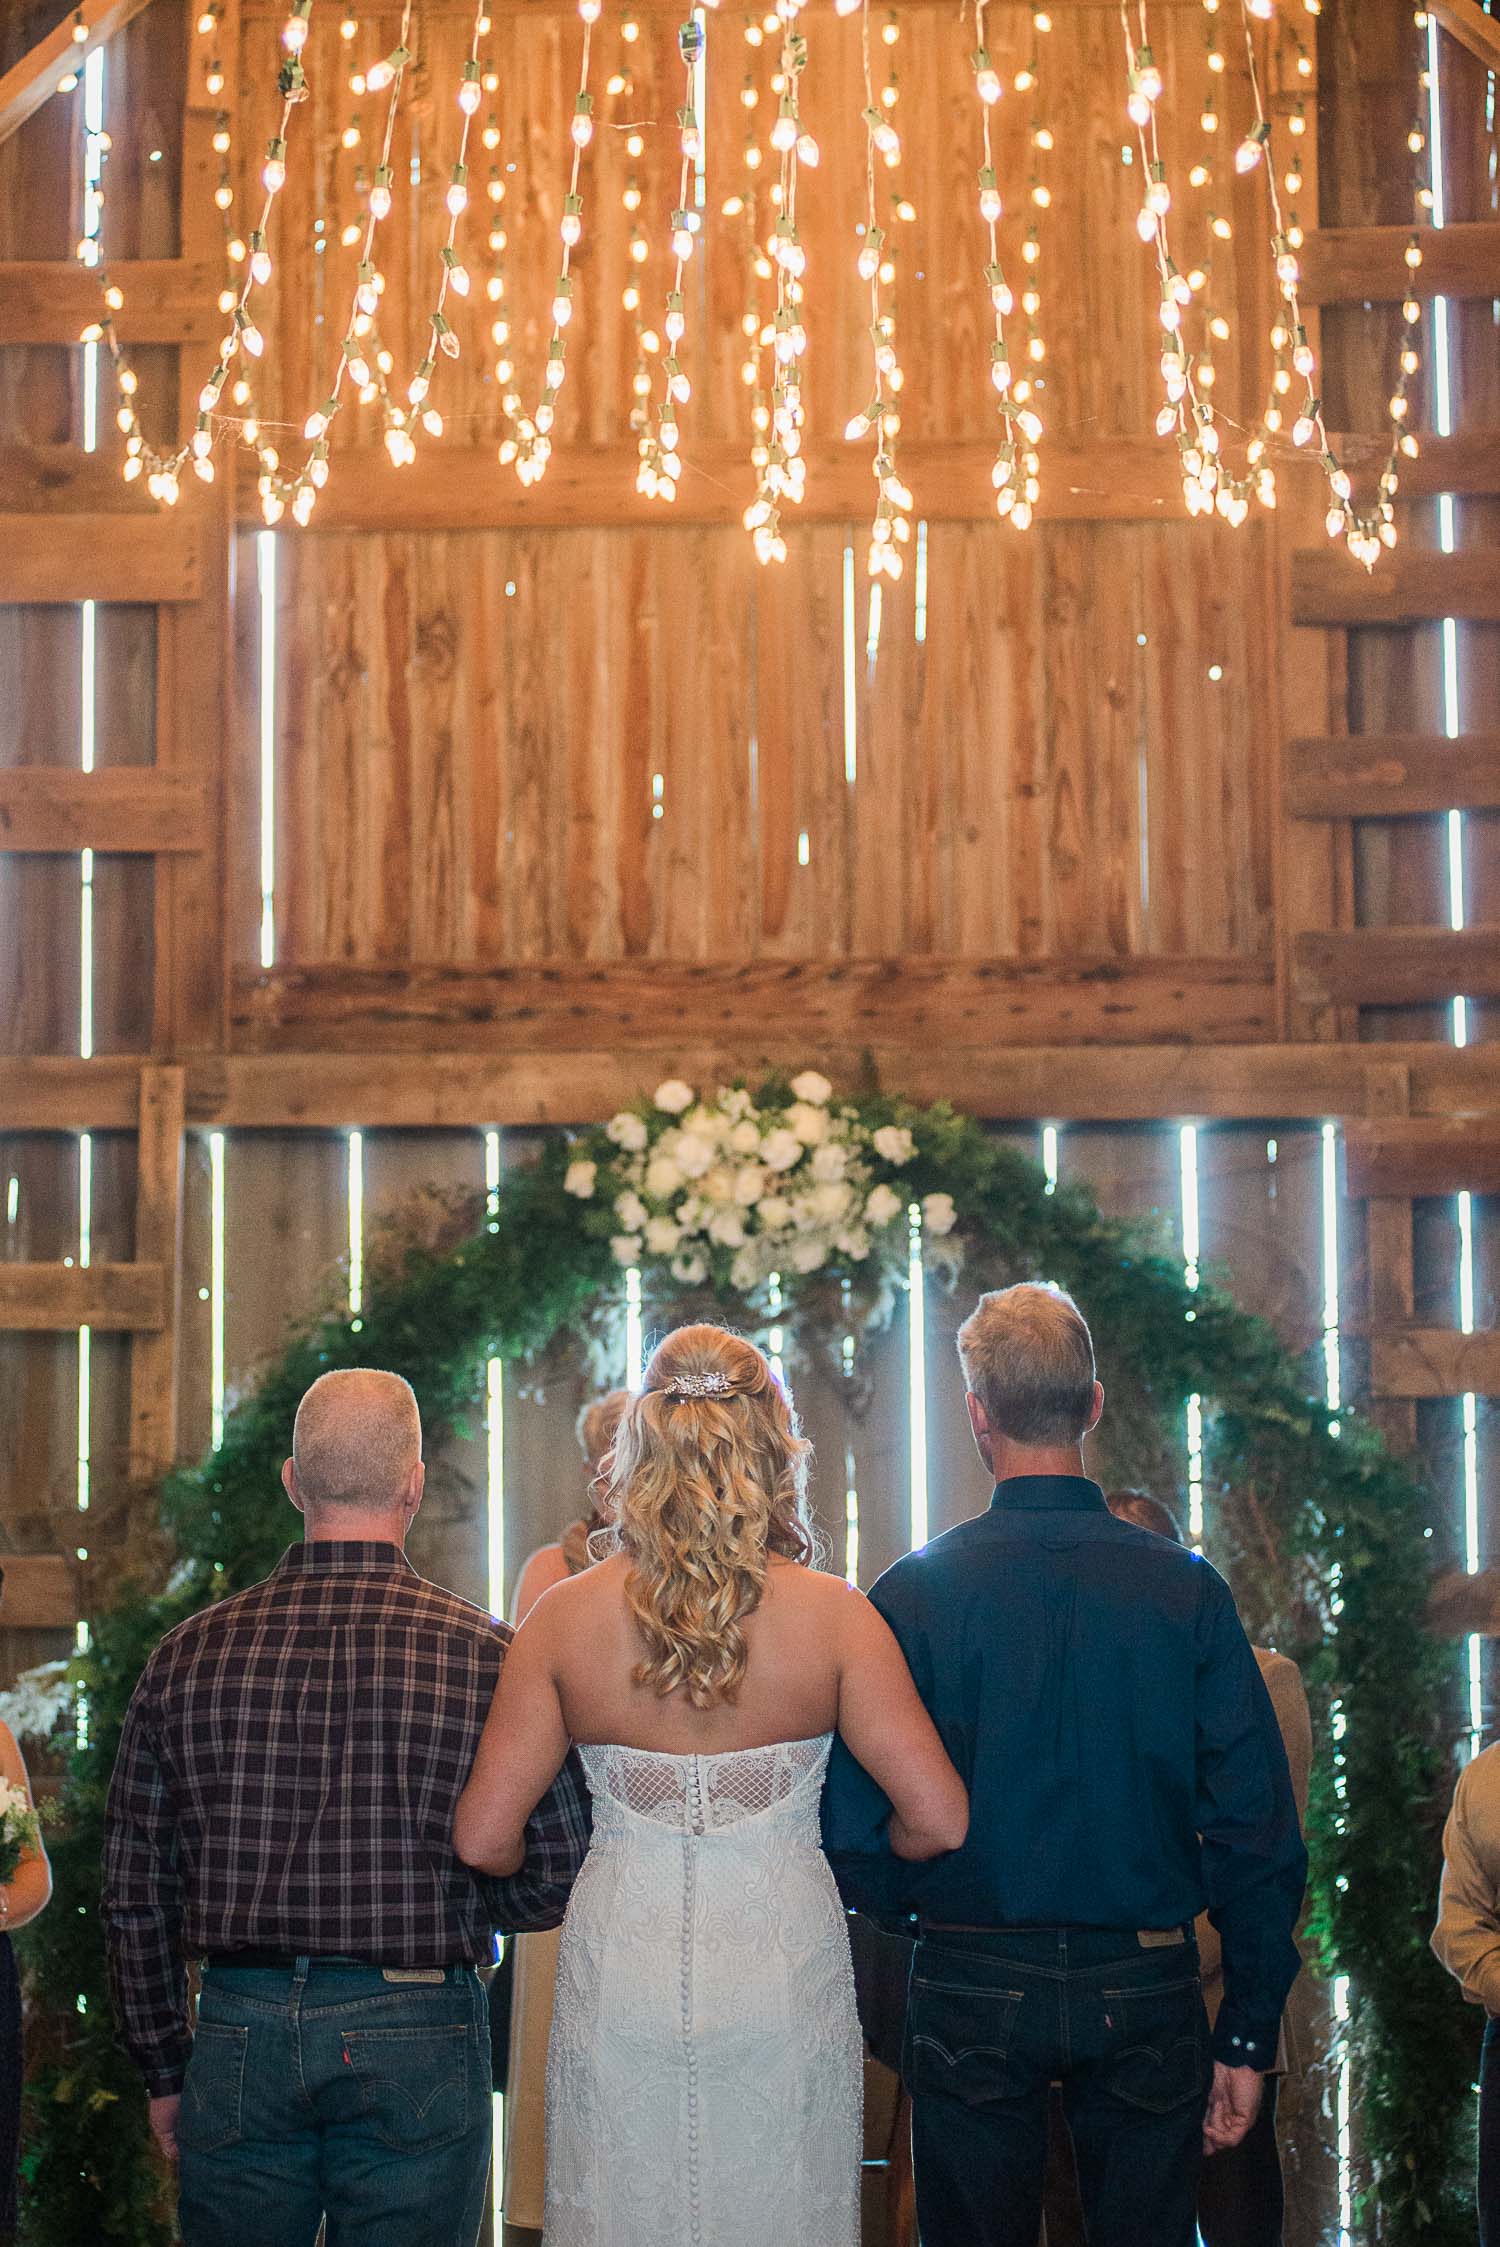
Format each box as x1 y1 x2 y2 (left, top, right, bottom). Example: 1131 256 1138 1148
662 1370 733 1399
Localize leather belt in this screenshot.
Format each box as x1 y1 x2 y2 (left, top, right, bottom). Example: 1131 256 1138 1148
203 1949 470 1974
921 1923 1189 1946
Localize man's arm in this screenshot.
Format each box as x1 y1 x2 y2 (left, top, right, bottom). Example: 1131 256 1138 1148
1195 1572 1308 2075
478 1748 593 1934
821 1566 928 1917
101 1668 191 2097
1432 1763 1500 2010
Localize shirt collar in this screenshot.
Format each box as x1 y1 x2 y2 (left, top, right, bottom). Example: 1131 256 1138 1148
275 1540 418 1576
989 1475 1109 1515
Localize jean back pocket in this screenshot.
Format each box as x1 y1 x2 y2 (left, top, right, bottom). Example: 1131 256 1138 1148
1099 1975 1210 2116
342 2023 483 2154
180 2021 250 2154
904 1977 1027 2110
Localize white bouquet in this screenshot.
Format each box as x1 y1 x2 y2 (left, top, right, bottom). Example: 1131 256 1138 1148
0 1775 41 1886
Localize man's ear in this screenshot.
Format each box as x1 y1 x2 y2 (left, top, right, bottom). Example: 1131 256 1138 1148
282 1458 304 1516
965 1392 995 1471
405 1460 426 1520
1085 1381 1105 1438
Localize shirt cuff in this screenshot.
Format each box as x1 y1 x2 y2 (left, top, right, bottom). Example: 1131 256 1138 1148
144 2067 185 2098
1210 2010 1279 2070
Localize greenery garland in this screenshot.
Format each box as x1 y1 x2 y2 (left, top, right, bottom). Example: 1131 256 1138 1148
16 1078 1475 2244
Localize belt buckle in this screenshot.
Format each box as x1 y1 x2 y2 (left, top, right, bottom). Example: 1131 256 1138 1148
381 1967 446 1984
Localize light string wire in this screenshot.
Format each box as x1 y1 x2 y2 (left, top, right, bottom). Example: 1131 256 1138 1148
1013 7 1053 419
843 0 911 579
725 12 773 499
511 0 603 487
615 18 658 461
638 13 711 501
742 0 810 563
974 0 1042 529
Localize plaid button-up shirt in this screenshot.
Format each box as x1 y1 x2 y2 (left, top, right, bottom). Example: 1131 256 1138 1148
102 1540 592 2095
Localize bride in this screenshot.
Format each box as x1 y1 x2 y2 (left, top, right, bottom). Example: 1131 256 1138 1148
454 1322 968 2247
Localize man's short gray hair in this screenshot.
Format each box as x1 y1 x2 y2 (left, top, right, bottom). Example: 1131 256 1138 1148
292 1368 422 1509
956 1282 1096 1447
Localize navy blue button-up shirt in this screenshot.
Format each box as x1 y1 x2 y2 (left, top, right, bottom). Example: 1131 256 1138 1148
822 1475 1307 2068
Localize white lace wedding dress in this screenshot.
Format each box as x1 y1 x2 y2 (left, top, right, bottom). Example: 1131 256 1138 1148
542 1733 862 2247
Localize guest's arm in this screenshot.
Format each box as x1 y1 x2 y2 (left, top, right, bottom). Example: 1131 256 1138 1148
1194 1570 1308 2081
511 1543 570 1627
456 1602 574 1878
101 1664 192 2098
0 1722 51 1931
1432 1761 1500 2011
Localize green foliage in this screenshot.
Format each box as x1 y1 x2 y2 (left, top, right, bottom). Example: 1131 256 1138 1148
19 1094 1475 2243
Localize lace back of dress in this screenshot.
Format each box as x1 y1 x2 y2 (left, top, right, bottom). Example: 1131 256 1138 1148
582 1737 831 1836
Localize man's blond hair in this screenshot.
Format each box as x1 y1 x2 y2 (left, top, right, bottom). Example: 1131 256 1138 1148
956 1282 1097 1447
576 1389 630 1472
291 1368 422 1509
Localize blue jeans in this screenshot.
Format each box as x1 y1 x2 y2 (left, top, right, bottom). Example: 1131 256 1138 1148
178 1960 493 2247
904 1927 1213 2247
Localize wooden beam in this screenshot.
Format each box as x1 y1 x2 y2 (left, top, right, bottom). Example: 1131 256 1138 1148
1428 0 1500 77
231 956 1279 1055
0 1264 166 1333
0 1056 142 1129
0 1555 78 1631
1296 927 1500 1007
128 1066 184 1476
0 769 208 853
1285 734 1500 819
0 0 157 146
1299 221 1500 304
0 515 202 604
0 259 221 346
1346 1119 1500 1198
1292 549 1500 627
1371 1328 1500 1399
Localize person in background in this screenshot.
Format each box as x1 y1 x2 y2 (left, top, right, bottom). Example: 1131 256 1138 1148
0 1567 53 2245
102 1369 589 2247
1432 1741 1500 2243
502 1388 629 2239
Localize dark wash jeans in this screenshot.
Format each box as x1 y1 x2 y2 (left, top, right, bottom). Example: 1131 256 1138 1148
903 1927 1213 2247
1480 2017 1500 2246
178 1959 493 2247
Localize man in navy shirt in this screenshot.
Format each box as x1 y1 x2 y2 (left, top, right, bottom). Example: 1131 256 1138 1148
822 1282 1306 2247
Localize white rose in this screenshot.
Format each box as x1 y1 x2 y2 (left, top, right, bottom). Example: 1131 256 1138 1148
644 1215 682 1255
674 1133 715 1180
654 1079 695 1115
729 1118 762 1156
615 1190 648 1233
645 1154 684 1201
702 1166 736 1206
611 1233 642 1266
923 1191 958 1237
671 1249 709 1285
718 1086 754 1121
606 1111 650 1152
810 1142 847 1183
756 1193 794 1231
865 1182 904 1229
873 1124 915 1166
790 1070 833 1105
708 1208 747 1248
733 1164 767 1207
787 1101 831 1145
789 1235 828 1274
761 1129 803 1174
687 1104 730 1144
811 1181 853 1225
730 1245 762 1292
564 1159 598 1199
835 1227 871 1261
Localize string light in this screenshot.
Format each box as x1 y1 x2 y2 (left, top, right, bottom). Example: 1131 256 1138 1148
1014 8 1052 457
729 15 774 517
639 16 710 502
844 0 909 578
972 0 1040 530
743 0 810 564
512 0 602 486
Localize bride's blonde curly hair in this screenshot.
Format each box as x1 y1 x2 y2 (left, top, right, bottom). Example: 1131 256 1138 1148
606 1324 815 1710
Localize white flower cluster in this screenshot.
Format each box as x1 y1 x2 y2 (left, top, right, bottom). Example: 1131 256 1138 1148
0 1659 72 1746
565 1072 958 1296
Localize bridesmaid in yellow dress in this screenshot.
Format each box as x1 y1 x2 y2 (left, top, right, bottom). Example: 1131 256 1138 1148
501 1389 629 2238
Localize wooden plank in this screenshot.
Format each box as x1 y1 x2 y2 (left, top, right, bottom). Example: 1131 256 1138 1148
1292 549 1500 628
1371 1328 1500 1399
1295 927 1500 1007
0 768 207 853
1347 1119 1500 1199
0 1263 166 1332
0 0 158 146
0 1057 143 1128
0 258 220 346
230 956 1278 1054
0 1553 77 1630
0 515 202 604
1286 734 1500 819
127 1064 184 1474
1300 220 1500 305
1428 0 1500 77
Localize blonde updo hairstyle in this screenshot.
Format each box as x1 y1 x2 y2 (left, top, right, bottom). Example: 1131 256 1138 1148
607 1324 815 1710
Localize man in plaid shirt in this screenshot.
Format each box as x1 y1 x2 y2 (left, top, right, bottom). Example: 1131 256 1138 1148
103 1367 592 2247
